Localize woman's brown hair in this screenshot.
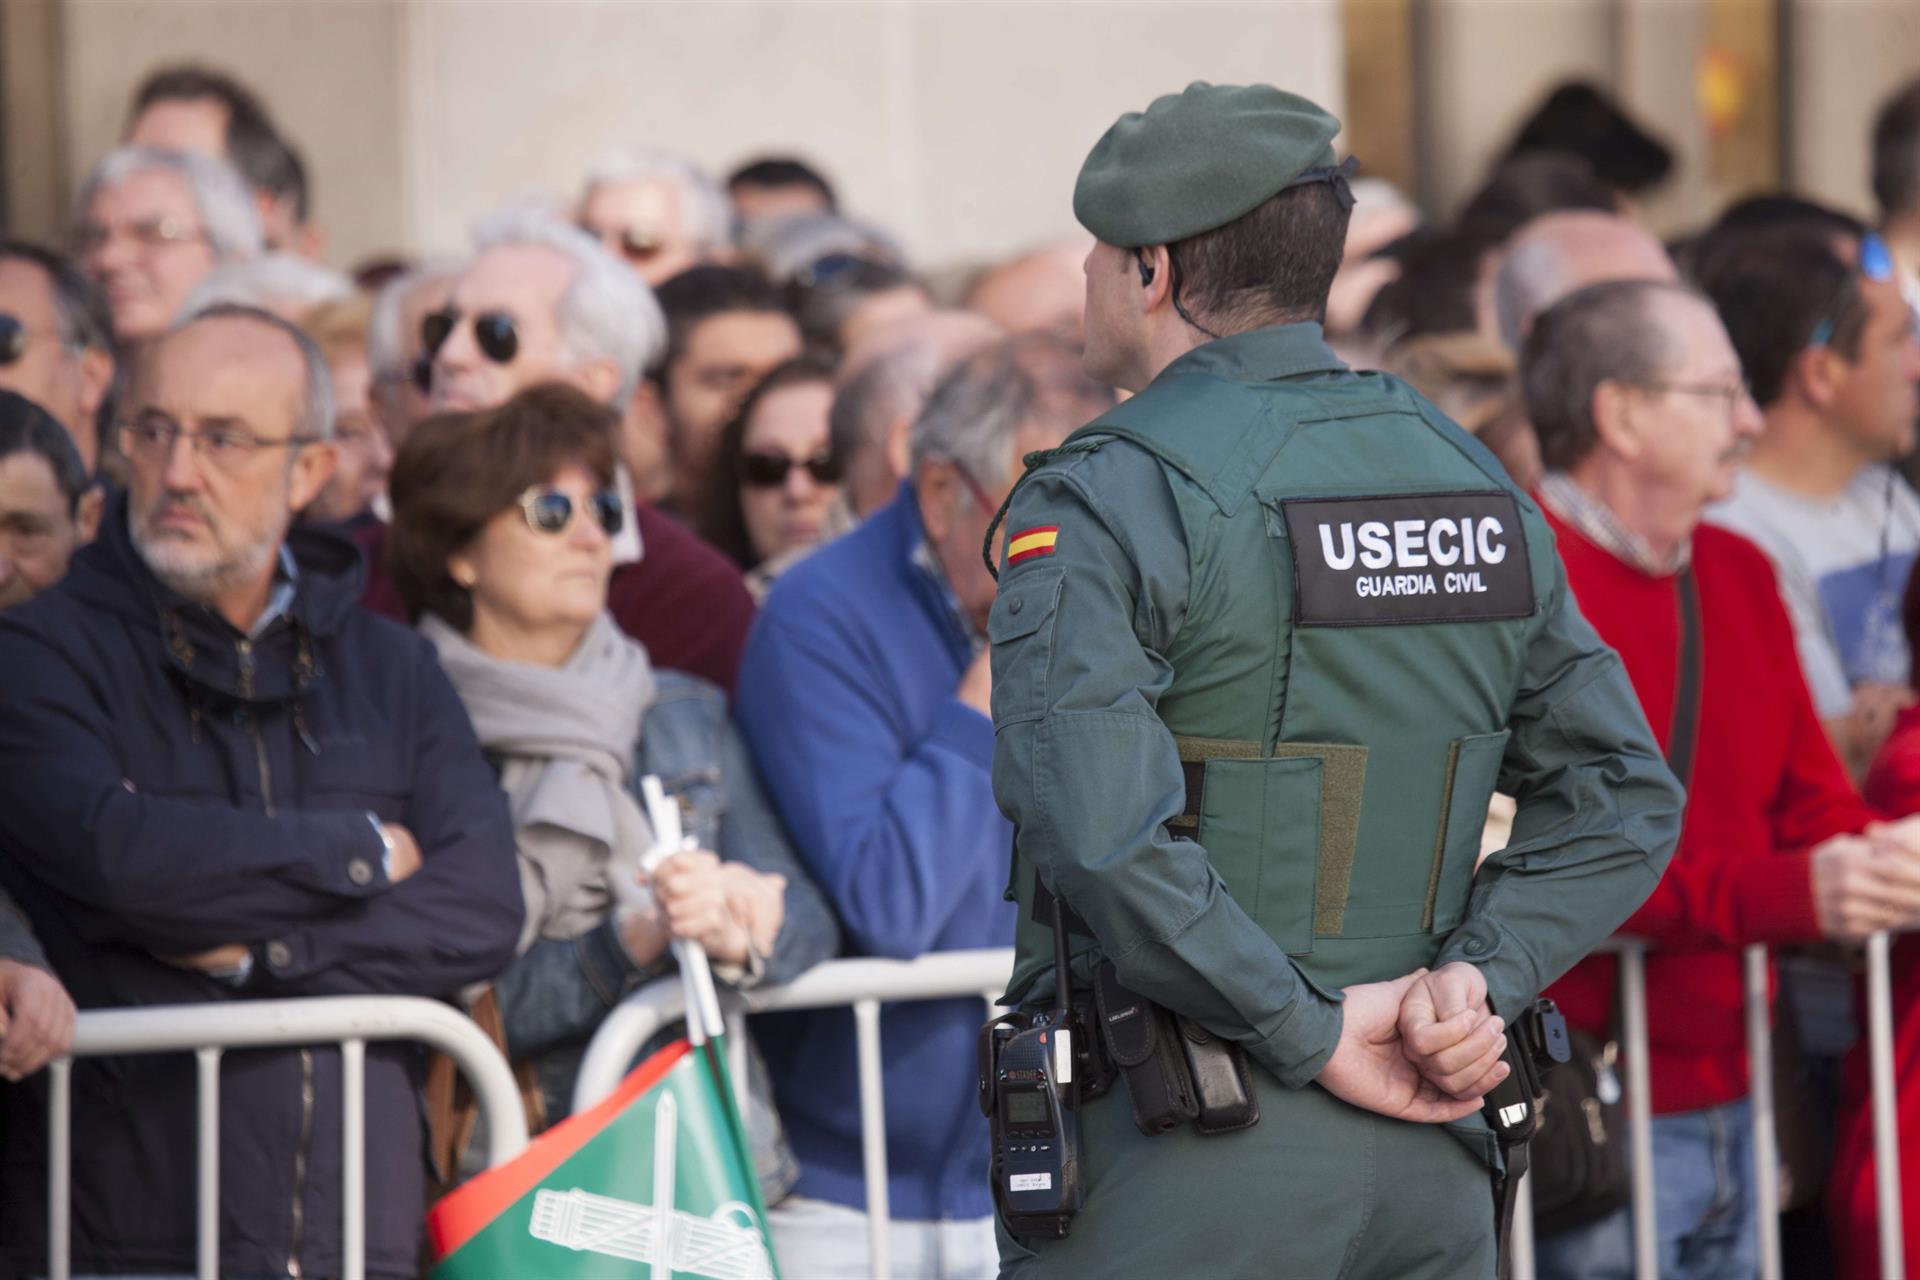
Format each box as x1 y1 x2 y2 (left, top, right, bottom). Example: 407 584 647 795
386 382 617 630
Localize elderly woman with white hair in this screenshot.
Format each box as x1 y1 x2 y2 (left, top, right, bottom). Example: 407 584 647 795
72 146 262 347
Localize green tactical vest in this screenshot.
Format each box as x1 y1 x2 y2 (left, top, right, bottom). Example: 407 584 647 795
1008 365 1560 997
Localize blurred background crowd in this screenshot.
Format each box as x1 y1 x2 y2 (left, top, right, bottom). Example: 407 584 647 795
0 3 1919 1279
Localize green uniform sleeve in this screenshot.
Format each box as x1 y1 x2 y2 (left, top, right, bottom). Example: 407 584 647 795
990 447 1345 1088
1432 556 1682 1017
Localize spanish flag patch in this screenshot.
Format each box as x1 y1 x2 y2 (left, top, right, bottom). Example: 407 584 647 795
1007 525 1059 565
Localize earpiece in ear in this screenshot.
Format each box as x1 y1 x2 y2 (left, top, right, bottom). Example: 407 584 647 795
1136 253 1155 288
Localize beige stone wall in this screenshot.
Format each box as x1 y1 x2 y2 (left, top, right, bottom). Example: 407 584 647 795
27 0 1917 272
397 0 1343 268
38 0 1341 272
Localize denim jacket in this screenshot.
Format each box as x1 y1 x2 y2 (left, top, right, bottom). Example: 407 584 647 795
490 670 839 1202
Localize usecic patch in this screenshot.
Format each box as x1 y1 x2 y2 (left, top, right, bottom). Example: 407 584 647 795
1281 491 1536 626
1007 526 1059 565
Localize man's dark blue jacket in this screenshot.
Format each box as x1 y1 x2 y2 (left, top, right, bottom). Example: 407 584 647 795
0 496 522 1279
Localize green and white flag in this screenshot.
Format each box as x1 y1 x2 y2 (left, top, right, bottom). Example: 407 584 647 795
427 1036 780 1279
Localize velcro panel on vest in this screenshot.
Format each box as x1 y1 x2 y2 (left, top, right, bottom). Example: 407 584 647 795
1270 742 1367 937
1171 735 1368 940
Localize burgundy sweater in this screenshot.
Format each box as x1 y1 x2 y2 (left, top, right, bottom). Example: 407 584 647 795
1542 509 1873 1114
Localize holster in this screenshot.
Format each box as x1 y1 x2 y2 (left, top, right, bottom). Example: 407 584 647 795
1176 1016 1260 1135
1093 960 1196 1135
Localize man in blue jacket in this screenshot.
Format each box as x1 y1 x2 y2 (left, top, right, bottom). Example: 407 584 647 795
735 333 1113 1279
0 304 522 1279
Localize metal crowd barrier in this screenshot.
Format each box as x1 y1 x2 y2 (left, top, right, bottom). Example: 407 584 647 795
46 995 530 1280
1512 932 1906 1280
572 933 1910 1280
573 946 1017 1280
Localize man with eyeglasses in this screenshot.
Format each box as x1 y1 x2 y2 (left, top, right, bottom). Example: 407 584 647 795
72 147 262 351
395 208 756 692
733 334 1112 1279
1701 225 1920 781
0 303 522 1280
0 241 118 473
1518 278 1920 1279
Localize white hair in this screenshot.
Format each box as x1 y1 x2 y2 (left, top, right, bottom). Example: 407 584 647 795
911 333 1113 486
176 253 351 321
470 206 666 406
77 146 263 262
581 147 730 251
367 260 458 384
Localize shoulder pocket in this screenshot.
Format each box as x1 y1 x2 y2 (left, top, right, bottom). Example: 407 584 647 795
987 566 1065 725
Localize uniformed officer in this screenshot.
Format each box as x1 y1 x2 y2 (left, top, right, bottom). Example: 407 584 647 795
987 83 1684 1278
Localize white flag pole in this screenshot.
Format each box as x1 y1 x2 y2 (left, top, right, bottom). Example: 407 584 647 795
639 776 726 1046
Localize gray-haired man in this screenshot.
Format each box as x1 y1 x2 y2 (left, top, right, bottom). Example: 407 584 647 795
0 304 522 1277
73 147 262 349
735 334 1113 1279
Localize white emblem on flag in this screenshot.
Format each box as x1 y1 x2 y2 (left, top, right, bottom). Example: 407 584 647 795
528 1090 774 1279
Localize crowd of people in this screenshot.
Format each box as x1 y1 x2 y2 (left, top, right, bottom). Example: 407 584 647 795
0 59 1919 1280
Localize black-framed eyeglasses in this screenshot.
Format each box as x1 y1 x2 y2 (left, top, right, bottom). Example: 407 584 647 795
516 485 624 537
739 451 842 489
422 308 519 366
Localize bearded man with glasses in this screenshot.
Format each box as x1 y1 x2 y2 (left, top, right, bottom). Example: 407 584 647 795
0 303 522 1280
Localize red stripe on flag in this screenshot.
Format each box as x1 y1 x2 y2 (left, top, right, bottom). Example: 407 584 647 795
426 1038 693 1258
1007 543 1056 565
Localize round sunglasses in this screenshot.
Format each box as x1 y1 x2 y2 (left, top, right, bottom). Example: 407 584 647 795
422 308 519 367
740 451 842 489
517 486 624 537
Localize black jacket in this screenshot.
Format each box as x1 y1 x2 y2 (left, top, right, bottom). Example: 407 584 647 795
0 495 522 1278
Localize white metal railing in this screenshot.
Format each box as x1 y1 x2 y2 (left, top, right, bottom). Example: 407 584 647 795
46 995 530 1280
573 947 1016 1280
570 937 1912 1280
1512 933 1907 1280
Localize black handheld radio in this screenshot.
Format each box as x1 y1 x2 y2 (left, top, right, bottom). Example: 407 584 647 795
978 899 1084 1238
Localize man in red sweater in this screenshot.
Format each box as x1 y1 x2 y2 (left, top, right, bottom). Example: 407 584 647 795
359 208 755 691
1519 279 1920 1279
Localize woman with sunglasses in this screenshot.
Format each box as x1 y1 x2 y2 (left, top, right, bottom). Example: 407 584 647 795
386 382 837 1197
701 353 844 600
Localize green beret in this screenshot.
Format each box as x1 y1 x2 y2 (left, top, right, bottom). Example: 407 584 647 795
1073 81 1343 248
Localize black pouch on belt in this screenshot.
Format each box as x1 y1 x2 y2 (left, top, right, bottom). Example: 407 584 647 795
1176 1015 1260 1134
1093 959 1197 1135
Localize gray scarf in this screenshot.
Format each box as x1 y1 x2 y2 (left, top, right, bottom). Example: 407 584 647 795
422 611 658 947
